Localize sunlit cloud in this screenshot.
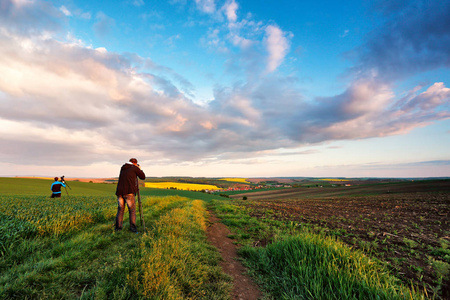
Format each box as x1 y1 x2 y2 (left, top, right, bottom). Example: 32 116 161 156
0 0 448 177
265 25 291 73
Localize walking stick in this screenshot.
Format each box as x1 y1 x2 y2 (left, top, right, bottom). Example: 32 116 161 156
137 178 146 231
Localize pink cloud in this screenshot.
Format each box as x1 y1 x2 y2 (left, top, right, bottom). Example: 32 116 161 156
224 0 238 22
265 25 291 72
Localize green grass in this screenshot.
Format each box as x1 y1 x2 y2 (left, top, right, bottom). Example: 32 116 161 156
240 235 422 299
0 178 231 299
0 177 116 196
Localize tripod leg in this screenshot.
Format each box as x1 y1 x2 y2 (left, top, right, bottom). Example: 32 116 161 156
137 189 145 231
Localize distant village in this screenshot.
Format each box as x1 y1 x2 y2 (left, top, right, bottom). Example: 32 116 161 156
206 181 353 194
223 184 292 191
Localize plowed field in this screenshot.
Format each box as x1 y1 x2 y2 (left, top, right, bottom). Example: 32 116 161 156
231 180 450 298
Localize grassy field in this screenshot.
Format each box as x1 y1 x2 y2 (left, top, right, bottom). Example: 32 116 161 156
0 177 438 299
0 178 231 299
0 177 116 196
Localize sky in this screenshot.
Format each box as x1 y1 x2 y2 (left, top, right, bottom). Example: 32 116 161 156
0 0 449 178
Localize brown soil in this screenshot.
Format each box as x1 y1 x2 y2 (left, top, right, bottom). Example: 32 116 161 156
230 180 450 200
246 178 296 184
242 192 450 298
207 211 262 300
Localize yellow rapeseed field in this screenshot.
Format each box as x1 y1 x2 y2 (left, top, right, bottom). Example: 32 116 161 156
219 178 250 183
319 178 349 182
144 182 220 191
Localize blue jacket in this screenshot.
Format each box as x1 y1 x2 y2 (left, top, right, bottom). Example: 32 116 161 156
51 181 66 194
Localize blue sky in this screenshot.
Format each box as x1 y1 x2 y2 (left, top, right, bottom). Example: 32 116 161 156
0 0 449 178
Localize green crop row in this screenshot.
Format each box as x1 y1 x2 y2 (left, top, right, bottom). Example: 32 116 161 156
0 195 230 299
0 195 115 255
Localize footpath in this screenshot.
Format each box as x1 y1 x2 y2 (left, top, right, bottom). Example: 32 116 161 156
206 211 262 300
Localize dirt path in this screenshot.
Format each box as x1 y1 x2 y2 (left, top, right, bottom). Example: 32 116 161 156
207 211 262 300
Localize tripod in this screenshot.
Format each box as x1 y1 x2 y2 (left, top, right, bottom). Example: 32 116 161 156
61 175 71 196
136 177 146 231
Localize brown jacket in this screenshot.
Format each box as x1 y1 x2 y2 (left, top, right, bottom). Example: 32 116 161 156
115 163 146 196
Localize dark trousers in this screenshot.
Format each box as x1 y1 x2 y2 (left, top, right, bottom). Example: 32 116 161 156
51 193 61 198
115 194 137 232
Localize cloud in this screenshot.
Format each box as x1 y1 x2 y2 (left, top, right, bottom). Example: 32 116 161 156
194 0 216 14
2 29 441 165
339 29 349 38
0 0 448 171
78 11 92 20
0 0 62 35
353 0 450 81
288 79 449 143
223 0 238 23
265 25 291 73
59 5 71 17
93 12 116 38
398 82 450 112
406 160 450 167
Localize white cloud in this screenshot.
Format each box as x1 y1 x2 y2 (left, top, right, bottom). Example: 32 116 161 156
265 25 291 72
0 0 448 175
339 29 349 38
11 0 33 7
59 6 71 17
223 0 238 22
229 33 252 49
195 0 216 14
400 82 450 112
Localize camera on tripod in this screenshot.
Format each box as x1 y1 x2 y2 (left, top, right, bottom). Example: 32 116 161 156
61 176 71 192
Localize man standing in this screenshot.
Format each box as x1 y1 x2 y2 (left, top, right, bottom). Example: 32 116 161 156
51 177 66 198
115 158 146 232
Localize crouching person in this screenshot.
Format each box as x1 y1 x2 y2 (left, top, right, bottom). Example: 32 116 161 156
51 177 66 198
